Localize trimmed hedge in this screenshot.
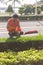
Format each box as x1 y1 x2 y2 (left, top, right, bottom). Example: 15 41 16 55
0 35 43 51
19 15 43 21
0 35 43 65
0 49 43 65
0 15 43 21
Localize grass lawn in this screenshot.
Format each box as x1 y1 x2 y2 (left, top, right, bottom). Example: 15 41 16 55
0 34 43 42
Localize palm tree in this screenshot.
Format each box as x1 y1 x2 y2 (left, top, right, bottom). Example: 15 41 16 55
9 0 21 13
0 0 21 13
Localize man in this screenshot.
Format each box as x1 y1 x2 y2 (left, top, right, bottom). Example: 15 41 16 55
7 14 23 37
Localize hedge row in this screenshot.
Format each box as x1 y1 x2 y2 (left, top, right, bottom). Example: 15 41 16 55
0 35 43 51
0 15 43 21
0 49 43 65
0 35 43 65
19 15 43 21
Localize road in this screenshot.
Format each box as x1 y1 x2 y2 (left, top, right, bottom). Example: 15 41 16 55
0 21 43 38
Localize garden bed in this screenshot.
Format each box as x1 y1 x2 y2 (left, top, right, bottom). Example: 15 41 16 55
0 35 43 51
0 49 43 65
0 35 43 65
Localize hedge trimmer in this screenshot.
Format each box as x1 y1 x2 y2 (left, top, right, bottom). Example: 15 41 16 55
8 30 38 38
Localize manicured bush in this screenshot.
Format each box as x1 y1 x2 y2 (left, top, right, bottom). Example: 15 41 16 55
0 49 43 65
0 15 43 21
0 35 43 51
0 35 43 65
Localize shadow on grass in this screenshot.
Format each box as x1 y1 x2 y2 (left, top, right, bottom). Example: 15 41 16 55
6 37 17 42
0 36 43 52
4 37 32 52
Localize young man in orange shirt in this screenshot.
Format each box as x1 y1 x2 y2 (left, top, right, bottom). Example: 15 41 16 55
7 14 23 38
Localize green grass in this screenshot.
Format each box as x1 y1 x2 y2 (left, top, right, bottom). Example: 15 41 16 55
0 34 43 42
0 49 43 65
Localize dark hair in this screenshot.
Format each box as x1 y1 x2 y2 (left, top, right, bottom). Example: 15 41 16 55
13 14 19 18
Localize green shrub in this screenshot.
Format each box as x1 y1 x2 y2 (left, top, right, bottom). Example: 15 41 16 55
0 49 43 65
0 15 43 21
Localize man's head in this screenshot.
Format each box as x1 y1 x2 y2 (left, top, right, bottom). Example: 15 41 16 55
13 14 19 19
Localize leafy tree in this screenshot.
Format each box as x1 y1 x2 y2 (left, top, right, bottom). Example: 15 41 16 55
0 0 21 13
32 7 35 14
23 5 33 15
19 4 35 15
8 0 21 12
41 5 43 11
6 5 14 14
37 6 41 14
19 6 25 15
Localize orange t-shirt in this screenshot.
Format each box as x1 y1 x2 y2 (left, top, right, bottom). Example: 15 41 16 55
7 18 21 32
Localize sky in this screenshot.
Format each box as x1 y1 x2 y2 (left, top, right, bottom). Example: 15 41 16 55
0 0 40 7
21 0 40 5
0 0 40 12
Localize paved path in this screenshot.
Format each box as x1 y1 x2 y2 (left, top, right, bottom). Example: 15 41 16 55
0 21 43 38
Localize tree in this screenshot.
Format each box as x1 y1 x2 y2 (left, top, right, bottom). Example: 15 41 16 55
23 5 33 15
6 5 14 15
37 6 41 14
0 0 21 13
8 0 21 13
19 6 24 15
32 7 35 14
41 5 43 11
19 4 34 15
